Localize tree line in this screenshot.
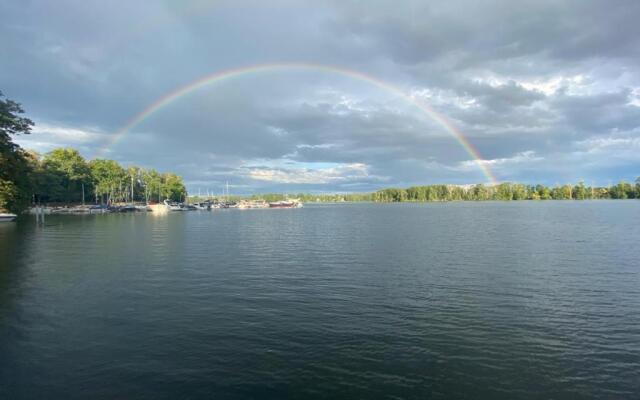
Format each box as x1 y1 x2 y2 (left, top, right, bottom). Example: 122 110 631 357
196 180 640 204
371 181 640 202
29 148 187 205
1 91 186 213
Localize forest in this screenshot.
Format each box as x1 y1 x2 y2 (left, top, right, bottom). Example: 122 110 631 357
28 148 187 205
226 180 640 203
369 181 640 202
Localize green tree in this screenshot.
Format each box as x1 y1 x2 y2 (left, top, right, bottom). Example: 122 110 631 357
90 159 126 204
0 91 34 213
471 184 489 200
536 185 551 200
496 183 513 200
551 185 571 200
512 184 528 200
574 181 588 200
126 166 146 202
609 181 633 199
42 148 91 203
161 173 187 202
27 150 64 203
143 169 162 202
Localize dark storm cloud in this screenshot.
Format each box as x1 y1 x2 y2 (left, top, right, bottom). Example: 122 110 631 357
457 80 546 113
3 0 640 191
551 89 640 133
328 0 640 67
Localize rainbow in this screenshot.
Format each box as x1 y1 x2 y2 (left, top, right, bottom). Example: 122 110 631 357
99 63 498 184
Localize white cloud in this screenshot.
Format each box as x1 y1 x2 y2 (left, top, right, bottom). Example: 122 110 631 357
247 162 378 184
458 150 543 170
630 88 640 107
267 126 289 137
574 135 640 158
472 75 588 96
30 123 105 142
410 87 478 110
295 143 338 150
14 122 107 155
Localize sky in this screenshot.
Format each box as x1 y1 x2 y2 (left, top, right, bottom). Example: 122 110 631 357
2 0 639 194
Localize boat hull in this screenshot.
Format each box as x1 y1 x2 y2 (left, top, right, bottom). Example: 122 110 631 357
0 213 17 222
268 201 303 208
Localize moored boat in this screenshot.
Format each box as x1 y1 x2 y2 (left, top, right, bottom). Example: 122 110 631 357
218 201 238 209
164 199 185 211
268 200 303 208
237 200 269 209
191 201 212 210
163 200 199 211
0 213 17 222
112 205 138 213
89 204 109 213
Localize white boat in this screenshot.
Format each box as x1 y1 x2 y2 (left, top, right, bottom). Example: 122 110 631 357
191 202 212 210
0 213 17 222
237 200 269 209
268 200 303 208
163 200 185 211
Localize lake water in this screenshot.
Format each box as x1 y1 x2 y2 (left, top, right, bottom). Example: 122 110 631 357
1 202 639 399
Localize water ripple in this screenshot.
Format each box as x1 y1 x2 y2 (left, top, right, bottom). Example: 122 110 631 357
1 202 639 399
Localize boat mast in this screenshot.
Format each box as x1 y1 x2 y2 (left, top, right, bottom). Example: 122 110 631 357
130 174 134 204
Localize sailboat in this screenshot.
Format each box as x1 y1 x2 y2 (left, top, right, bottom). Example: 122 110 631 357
220 181 238 208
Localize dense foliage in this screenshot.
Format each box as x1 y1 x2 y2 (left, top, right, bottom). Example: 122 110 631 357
30 149 187 205
372 181 640 202
192 180 640 204
0 92 187 212
0 91 35 213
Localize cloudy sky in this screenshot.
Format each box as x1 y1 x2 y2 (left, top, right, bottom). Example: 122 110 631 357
2 0 639 193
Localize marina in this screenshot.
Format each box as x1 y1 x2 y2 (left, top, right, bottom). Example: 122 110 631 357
24 198 304 216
